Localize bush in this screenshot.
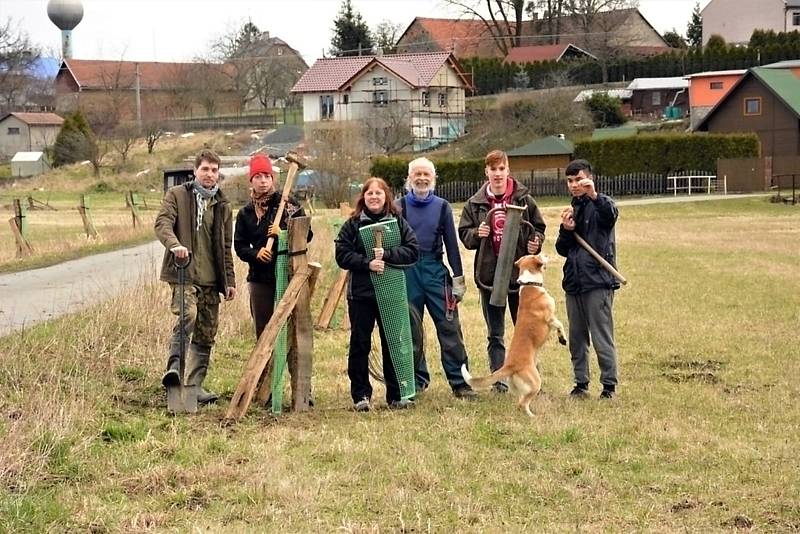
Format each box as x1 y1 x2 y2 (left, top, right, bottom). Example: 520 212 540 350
52 111 93 167
584 93 627 128
370 157 484 189
574 133 760 175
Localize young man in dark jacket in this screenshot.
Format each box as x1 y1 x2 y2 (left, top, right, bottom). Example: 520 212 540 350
555 159 620 400
458 149 546 392
154 149 236 406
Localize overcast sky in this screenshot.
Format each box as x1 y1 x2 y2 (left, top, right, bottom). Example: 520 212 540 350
3 0 711 64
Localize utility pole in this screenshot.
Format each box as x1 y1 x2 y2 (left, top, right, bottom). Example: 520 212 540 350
135 62 142 130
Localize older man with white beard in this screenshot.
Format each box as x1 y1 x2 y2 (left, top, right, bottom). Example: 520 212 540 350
395 157 476 399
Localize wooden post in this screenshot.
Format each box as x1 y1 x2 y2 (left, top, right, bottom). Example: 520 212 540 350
224 263 320 423
77 195 98 238
286 216 314 411
10 199 33 257
316 270 348 329
128 191 143 228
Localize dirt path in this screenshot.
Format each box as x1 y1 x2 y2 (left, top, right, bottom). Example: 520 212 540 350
0 193 770 337
0 241 163 337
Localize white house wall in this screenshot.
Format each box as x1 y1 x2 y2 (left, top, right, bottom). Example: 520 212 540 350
0 116 61 159
300 61 468 150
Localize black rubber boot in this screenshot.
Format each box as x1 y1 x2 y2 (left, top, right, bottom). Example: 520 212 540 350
161 354 181 387
186 344 218 405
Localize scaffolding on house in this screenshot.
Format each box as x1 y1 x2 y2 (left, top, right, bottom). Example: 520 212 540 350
335 68 468 152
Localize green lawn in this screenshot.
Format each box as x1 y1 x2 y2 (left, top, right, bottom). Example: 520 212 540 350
1 198 798 531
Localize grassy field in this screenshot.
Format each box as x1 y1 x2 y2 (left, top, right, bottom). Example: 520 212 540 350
0 198 798 532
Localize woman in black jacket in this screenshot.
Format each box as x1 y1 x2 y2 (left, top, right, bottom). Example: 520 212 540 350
234 153 312 339
334 177 419 412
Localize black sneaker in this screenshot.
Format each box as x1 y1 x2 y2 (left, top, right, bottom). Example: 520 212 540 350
388 398 415 410
453 386 478 400
353 398 370 412
599 389 616 400
569 386 590 399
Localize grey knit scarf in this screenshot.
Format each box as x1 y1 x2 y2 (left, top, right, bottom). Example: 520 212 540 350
191 180 219 230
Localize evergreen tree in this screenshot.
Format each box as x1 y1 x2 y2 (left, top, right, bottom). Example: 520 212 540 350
686 2 703 49
330 0 374 57
52 111 93 167
663 29 688 49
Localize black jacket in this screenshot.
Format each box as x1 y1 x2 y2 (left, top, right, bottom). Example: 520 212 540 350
234 194 312 283
334 212 419 300
458 179 546 291
555 193 619 295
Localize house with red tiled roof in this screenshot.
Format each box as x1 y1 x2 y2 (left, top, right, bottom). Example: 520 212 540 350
291 52 473 152
0 112 63 159
54 59 240 121
396 10 668 61
503 43 594 64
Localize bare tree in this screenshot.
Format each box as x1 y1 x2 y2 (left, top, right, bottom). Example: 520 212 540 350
373 20 403 54
563 0 639 82
364 102 415 155
110 122 139 170
306 123 370 207
160 63 194 117
189 58 230 117
443 0 527 56
0 18 41 113
143 120 164 154
527 0 565 44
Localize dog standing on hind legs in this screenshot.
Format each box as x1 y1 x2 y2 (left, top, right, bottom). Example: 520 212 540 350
462 254 566 417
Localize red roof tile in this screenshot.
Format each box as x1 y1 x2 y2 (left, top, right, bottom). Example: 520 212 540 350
503 43 594 64
291 52 470 93
1 112 64 125
60 59 235 90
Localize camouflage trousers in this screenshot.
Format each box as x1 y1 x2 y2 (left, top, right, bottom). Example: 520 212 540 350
168 283 221 357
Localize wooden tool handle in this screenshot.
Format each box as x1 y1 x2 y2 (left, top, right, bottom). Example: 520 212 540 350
374 227 384 249
264 161 301 251
574 233 628 286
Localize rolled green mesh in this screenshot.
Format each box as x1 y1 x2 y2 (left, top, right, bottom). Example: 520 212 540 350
270 230 289 414
359 219 415 400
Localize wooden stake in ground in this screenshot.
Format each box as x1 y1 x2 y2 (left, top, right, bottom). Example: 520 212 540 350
316 270 348 330
10 199 33 257
225 263 320 423
127 191 143 228
77 195 98 238
286 216 315 411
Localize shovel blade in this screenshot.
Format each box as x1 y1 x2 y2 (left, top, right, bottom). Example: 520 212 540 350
166 384 184 414
184 385 199 413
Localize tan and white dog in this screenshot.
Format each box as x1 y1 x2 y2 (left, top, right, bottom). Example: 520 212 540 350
462 254 566 417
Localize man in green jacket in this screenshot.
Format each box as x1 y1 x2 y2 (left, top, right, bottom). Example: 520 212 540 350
154 149 236 406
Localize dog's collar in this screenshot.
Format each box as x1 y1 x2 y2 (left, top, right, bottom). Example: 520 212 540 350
518 281 543 287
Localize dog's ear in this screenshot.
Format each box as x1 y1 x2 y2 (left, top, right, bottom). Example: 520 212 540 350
514 256 525 268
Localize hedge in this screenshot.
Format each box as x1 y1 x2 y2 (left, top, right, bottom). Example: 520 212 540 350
573 133 760 176
370 157 484 189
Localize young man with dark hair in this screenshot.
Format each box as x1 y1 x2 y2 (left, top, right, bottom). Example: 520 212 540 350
555 159 620 399
155 149 236 406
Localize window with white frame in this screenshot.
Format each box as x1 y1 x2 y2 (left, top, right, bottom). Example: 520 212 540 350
422 91 429 107
373 91 388 106
320 95 334 120
438 92 447 107
793 11 800 26
372 76 388 86
426 126 434 138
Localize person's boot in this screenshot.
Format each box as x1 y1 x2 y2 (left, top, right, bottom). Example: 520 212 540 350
161 354 181 388
186 344 218 405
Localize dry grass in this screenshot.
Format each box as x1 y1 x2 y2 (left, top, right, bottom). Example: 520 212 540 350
0 197 799 532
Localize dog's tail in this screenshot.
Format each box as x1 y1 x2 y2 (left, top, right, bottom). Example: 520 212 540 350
461 364 514 389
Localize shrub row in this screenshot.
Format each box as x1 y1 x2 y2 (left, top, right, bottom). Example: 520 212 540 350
370 157 484 190
574 133 760 176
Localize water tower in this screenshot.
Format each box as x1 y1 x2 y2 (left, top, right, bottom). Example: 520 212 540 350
47 0 84 59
